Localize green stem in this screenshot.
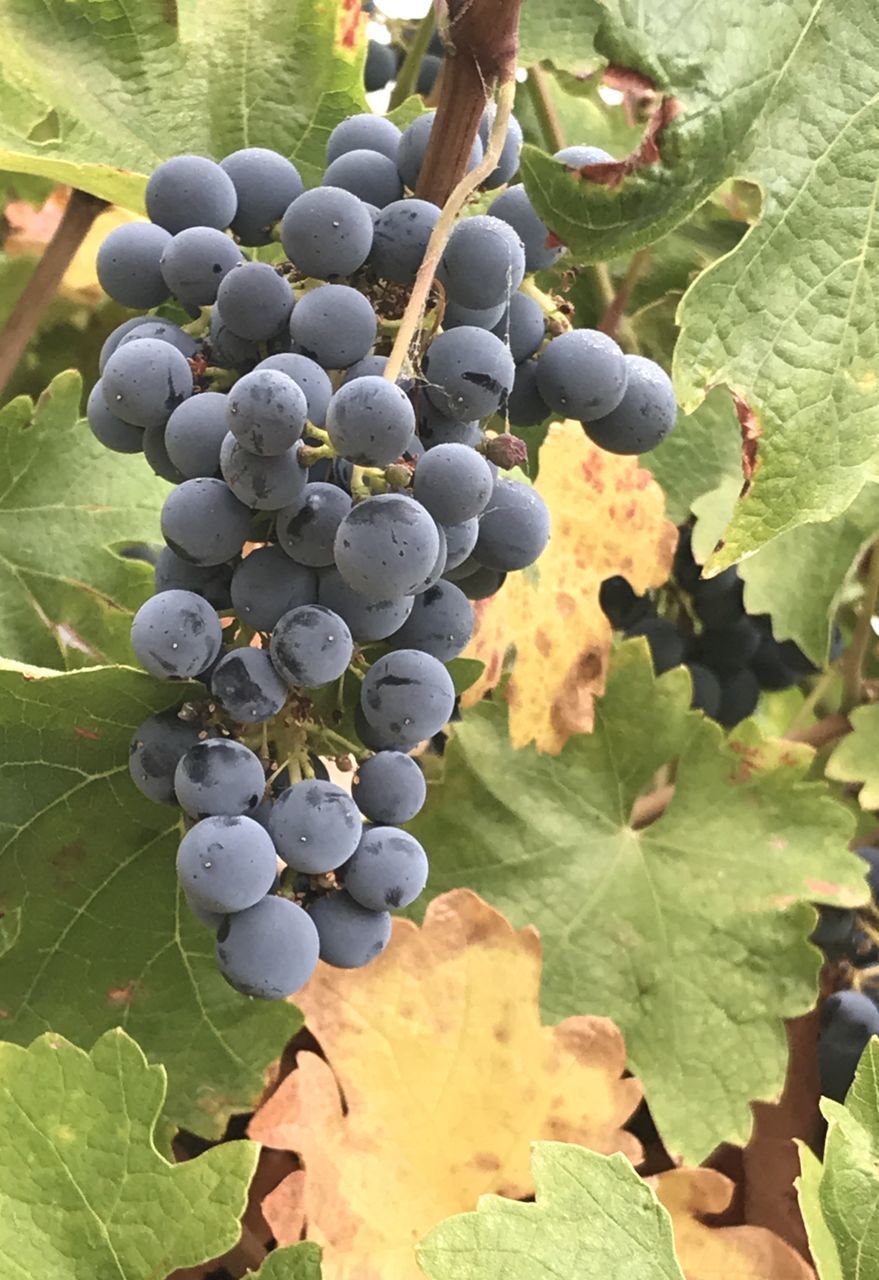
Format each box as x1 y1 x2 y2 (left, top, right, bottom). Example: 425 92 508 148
525 64 566 154
843 542 879 712
389 8 437 109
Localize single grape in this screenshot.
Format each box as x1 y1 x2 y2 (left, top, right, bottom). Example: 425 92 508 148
327 114 402 164
413 443 494 524
96 222 171 308
161 477 251 565
751 635 798 691
209 308 261 370
183 889 224 931
554 144 613 167
442 517 479 570
323 149 403 210
686 663 722 716
398 111 483 190
345 826 429 911
99 316 152 372
174 738 266 818
334 493 441 600
146 155 238 234
458 563 506 600
289 283 377 369
626 617 685 675
692 569 744 629
391 580 473 662
478 105 523 188
281 186 373 279
488 184 560 273
812 907 858 961
360 648 455 742
598 576 651 631
277 482 352 567
231 546 317 632
443 299 507 331
318 566 414 642
352 752 425 824
326 375 415 466
86 381 144 453
155 547 233 610
102 337 193 428
216 261 294 341
415 522 447 595
536 329 628 421
717 667 760 727
220 433 309 511
506 358 549 427
164 391 228 478
118 542 160 566
307 891 391 968
691 618 761 673
216 895 319 998
417 399 482 449
492 291 545 363
177 814 278 913
858 847 879 902
584 354 678 455
129 708 208 805
160 226 243 308
211 647 288 723
269 778 361 872
256 353 333 426
364 39 397 92
818 990 879 1101
143 422 186 484
226 369 307 455
270 604 353 687
473 478 549 571
438 215 526 310
422 326 515 420
353 705 421 753
130 589 222 678
220 147 304 244
369 198 441 284
416 53 442 96
117 319 199 361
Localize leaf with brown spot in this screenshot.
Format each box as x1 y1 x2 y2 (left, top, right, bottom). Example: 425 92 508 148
461 422 675 752
652 1167 816 1279
249 890 642 1280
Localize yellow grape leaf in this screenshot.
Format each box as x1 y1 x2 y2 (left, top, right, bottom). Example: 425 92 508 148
5 187 138 299
653 1168 816 1280
250 890 642 1280
463 422 676 753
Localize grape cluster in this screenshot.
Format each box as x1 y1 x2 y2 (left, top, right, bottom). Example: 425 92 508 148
364 22 444 98
814 848 879 1100
600 526 830 727
91 104 678 1001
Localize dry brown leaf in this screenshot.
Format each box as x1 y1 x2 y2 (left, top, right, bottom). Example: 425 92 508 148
462 421 676 753
652 1167 816 1280
250 889 642 1280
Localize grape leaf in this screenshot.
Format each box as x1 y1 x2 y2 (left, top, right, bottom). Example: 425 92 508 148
518 0 603 70
253 1245 323 1279
826 705 879 810
0 660 301 1136
408 641 866 1162
417 1141 685 1280
796 1042 879 1280
0 1027 258 1280
645 388 742 526
0 371 170 669
738 485 879 664
0 0 366 207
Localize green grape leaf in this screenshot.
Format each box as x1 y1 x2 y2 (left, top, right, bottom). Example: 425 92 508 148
518 1 604 70
417 1141 685 1280
252 1244 323 1279
0 661 301 1136
0 371 169 669
0 1027 258 1280
644 388 741 526
408 641 865 1162
737 485 879 664
0 0 366 207
826 705 879 810
796 1042 879 1280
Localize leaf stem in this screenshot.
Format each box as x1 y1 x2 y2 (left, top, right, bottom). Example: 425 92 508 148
388 7 437 110
0 188 107 398
525 63 566 154
599 248 650 349
843 542 879 712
